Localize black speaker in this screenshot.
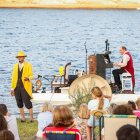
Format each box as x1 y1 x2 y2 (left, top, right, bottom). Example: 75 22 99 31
68 75 78 86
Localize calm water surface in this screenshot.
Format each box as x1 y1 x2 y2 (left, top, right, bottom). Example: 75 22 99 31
0 9 140 115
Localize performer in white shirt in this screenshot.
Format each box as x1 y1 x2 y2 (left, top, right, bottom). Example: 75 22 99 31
112 46 135 90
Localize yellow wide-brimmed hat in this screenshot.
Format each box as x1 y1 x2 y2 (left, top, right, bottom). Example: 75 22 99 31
16 51 27 58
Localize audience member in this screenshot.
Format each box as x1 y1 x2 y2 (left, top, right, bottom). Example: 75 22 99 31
113 104 133 115
133 98 140 118
116 124 140 140
75 103 89 139
0 104 20 140
136 98 140 109
43 105 81 140
0 113 7 131
107 103 117 114
37 102 53 137
128 100 136 110
87 87 110 140
0 130 14 140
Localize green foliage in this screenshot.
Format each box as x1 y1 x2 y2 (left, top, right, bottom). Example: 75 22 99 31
70 82 93 110
17 119 38 140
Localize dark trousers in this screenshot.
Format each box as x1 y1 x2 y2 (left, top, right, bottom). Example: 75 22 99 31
14 87 32 109
112 68 126 89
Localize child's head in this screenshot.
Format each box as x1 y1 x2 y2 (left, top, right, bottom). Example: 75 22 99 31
113 104 133 115
0 130 14 140
0 104 8 116
0 113 7 131
41 102 53 112
128 100 136 110
53 105 74 127
136 98 140 109
78 103 88 119
107 103 117 114
116 124 139 140
91 87 104 110
91 87 103 98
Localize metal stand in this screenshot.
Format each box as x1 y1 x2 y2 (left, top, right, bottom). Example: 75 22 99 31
84 41 88 74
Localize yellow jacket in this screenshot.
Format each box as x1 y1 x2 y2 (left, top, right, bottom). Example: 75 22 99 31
11 62 34 98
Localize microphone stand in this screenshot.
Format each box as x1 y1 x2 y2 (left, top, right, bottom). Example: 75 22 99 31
84 41 88 74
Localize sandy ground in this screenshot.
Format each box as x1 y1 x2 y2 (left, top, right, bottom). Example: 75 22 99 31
0 2 140 9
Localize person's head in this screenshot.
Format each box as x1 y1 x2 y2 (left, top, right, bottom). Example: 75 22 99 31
116 124 140 140
0 113 8 131
119 46 127 55
91 87 104 110
16 51 27 63
0 130 14 140
107 103 117 114
113 104 133 115
0 104 8 116
53 105 74 127
41 102 53 112
136 98 140 109
128 100 136 110
78 103 88 119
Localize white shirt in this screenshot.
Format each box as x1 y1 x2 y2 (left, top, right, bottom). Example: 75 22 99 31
36 111 53 137
18 62 24 71
118 51 130 67
37 111 53 131
87 98 110 126
5 115 20 140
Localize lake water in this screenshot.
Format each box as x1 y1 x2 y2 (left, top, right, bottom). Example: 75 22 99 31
0 9 140 116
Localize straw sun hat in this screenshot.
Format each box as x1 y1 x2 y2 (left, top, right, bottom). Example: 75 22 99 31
16 51 27 58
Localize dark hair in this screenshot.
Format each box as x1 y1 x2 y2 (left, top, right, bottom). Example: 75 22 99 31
113 104 133 115
0 104 8 116
0 113 8 131
121 46 127 51
128 101 136 110
0 130 14 140
116 124 140 140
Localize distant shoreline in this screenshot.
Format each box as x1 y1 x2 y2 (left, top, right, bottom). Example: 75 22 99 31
0 4 140 10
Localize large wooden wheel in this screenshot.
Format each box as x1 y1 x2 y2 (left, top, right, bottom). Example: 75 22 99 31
69 74 112 97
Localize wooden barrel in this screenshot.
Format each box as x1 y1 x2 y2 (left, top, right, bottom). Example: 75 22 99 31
88 55 96 74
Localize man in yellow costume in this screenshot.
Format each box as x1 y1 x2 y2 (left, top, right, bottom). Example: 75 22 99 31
11 51 34 122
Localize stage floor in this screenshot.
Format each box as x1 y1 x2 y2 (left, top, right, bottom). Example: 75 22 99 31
32 92 140 105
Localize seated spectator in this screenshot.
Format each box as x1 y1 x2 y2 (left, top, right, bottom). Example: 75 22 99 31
0 113 7 131
107 103 117 114
116 124 140 140
75 103 89 139
113 104 133 115
133 98 140 118
0 130 14 140
0 104 20 140
43 105 81 140
37 102 53 137
101 104 133 140
128 100 136 110
136 98 140 109
87 87 110 140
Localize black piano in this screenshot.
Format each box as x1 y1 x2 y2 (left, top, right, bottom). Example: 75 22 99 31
88 40 113 80
96 51 113 79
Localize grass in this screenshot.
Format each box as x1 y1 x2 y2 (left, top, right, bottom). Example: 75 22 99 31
17 119 38 140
